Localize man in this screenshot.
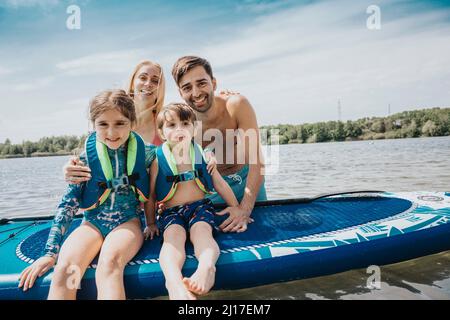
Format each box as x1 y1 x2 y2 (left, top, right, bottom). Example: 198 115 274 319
171 56 267 233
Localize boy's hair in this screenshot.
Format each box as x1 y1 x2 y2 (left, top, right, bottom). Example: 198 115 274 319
89 89 136 125
156 103 197 131
127 60 165 115
171 56 214 86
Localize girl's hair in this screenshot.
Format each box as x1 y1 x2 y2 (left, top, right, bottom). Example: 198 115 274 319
127 60 166 114
89 89 136 125
156 103 197 131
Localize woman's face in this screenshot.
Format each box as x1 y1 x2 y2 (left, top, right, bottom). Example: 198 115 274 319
133 64 161 106
94 109 132 150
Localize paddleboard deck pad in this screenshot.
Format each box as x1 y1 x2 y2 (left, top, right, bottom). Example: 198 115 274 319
0 191 449 299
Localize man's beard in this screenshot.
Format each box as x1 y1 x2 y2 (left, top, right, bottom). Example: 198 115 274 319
188 93 213 113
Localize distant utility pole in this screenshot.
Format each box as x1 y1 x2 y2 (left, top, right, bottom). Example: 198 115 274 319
388 103 391 116
338 99 342 122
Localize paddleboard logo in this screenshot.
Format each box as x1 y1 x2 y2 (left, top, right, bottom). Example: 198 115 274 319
418 195 444 202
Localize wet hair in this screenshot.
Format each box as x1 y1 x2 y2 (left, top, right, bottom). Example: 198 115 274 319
156 103 197 132
171 56 214 86
89 89 136 125
127 60 166 115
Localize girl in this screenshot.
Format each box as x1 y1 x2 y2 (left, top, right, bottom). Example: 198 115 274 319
146 103 239 300
18 89 159 299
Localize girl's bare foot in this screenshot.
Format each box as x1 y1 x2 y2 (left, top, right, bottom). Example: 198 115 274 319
182 265 216 295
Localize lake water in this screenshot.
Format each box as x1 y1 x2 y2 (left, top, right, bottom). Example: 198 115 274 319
1 136 449 299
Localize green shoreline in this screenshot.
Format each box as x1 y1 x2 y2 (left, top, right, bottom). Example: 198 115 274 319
0 152 73 160
1 135 448 160
1 107 449 159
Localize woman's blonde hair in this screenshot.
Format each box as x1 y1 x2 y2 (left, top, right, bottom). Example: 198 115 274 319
127 60 165 115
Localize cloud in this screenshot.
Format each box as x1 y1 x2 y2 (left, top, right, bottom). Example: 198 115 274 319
0 66 14 76
55 49 148 76
0 101 88 143
0 0 59 8
12 76 55 92
196 0 450 124
235 0 295 14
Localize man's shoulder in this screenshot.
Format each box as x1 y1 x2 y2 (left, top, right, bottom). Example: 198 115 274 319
219 94 253 115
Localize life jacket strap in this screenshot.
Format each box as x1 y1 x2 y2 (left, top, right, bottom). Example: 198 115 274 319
98 173 140 189
166 170 203 184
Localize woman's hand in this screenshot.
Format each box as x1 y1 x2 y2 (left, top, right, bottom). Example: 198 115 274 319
18 256 56 291
63 156 91 184
143 223 159 240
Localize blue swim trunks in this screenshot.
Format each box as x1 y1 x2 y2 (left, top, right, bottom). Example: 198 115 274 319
157 199 217 233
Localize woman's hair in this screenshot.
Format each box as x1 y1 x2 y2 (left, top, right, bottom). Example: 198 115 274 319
127 60 166 114
156 103 197 131
89 89 136 125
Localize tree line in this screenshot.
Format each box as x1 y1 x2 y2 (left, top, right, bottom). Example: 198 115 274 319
261 107 450 144
1 107 449 158
0 135 86 159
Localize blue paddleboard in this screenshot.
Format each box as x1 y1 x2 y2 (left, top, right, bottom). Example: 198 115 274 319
0 191 449 299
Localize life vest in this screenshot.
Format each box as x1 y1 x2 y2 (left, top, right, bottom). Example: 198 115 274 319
80 131 150 211
155 141 215 204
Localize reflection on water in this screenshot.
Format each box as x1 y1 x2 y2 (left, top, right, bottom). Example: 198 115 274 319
153 251 450 300
1 136 449 299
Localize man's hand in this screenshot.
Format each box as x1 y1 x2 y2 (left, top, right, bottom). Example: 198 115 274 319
216 206 254 233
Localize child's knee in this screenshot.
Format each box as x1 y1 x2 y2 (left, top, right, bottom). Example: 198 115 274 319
163 224 187 243
190 222 213 239
96 256 125 276
52 261 83 287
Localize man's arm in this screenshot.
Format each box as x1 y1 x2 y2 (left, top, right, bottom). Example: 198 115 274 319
234 95 264 213
218 95 264 232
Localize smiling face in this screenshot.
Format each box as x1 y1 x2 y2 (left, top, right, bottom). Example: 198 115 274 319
178 66 216 113
94 109 132 150
159 110 195 146
132 64 162 106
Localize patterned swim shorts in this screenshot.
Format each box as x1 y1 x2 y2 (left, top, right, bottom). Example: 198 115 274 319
157 198 217 233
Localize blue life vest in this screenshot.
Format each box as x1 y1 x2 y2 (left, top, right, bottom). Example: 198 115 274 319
80 131 150 211
155 141 215 204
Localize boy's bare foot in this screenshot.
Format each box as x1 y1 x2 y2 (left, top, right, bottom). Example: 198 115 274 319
182 265 216 295
166 282 197 300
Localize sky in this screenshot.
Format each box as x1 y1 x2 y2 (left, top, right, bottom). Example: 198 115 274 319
0 0 450 143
